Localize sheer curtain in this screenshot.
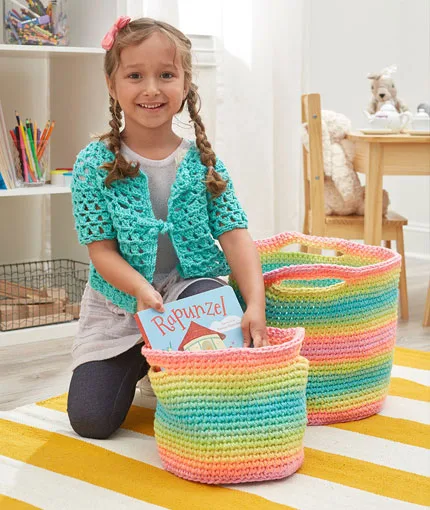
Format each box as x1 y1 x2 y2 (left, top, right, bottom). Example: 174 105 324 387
138 0 306 239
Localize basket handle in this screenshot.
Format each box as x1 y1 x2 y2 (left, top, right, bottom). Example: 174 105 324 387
264 263 355 288
258 231 401 288
257 231 362 255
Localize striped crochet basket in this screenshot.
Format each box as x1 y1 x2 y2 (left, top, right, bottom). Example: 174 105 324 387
142 327 309 484
232 231 402 425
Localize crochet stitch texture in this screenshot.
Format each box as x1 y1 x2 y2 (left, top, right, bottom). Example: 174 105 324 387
142 327 309 484
231 231 402 425
71 141 248 313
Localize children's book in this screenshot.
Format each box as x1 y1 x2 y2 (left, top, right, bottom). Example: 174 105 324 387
134 285 244 351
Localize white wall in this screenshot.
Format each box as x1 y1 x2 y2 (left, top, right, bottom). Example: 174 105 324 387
304 0 430 258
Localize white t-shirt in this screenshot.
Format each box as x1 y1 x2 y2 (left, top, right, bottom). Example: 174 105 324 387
121 139 192 282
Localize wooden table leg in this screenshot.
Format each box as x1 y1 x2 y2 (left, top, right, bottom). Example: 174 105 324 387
364 144 384 245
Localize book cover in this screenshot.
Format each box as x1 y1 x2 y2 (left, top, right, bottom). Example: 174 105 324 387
134 285 244 351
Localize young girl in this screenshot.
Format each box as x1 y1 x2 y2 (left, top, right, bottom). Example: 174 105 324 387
67 17 267 440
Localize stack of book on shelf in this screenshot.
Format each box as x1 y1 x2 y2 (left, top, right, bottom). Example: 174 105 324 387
0 101 19 189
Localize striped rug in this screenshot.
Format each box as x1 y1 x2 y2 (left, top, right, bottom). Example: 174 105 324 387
0 346 429 510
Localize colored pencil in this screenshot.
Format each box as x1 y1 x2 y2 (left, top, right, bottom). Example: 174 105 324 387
38 120 50 154
33 119 37 148
17 124 29 182
37 120 55 159
9 129 18 151
10 0 40 18
26 122 42 179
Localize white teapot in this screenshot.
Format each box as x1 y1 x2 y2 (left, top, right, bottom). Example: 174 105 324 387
411 108 430 132
364 103 412 132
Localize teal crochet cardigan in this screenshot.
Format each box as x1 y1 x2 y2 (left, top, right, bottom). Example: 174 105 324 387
71 141 248 313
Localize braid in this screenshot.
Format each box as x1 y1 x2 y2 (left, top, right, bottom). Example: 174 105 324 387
187 83 227 198
99 96 139 187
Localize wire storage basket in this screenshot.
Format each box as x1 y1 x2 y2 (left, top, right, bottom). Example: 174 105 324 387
0 259 89 331
231 231 402 425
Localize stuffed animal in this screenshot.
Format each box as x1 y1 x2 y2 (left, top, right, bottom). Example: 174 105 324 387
367 65 408 114
302 110 390 216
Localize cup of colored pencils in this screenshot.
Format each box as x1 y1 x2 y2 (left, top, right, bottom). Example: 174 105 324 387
4 0 69 46
9 111 55 186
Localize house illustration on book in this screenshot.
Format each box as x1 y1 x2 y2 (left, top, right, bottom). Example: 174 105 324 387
178 321 227 352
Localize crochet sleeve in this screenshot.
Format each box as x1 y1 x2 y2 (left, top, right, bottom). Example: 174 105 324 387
207 159 248 239
71 151 116 245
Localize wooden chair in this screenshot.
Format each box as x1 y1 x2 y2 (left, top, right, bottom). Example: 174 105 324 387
301 93 409 320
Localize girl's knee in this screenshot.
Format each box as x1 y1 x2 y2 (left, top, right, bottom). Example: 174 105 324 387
67 403 122 440
68 416 119 439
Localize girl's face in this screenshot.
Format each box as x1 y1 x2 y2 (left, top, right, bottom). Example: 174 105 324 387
107 31 188 136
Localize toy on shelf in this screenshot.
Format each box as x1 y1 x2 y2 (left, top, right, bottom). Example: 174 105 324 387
4 0 69 46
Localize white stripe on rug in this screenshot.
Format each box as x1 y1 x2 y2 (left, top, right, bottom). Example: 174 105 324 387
0 455 165 510
233 473 427 510
379 396 430 424
303 426 428 476
391 366 430 386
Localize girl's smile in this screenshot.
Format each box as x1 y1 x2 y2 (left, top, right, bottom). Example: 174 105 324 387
137 102 165 111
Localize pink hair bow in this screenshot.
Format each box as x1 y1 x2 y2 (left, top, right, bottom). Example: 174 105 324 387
101 16 131 51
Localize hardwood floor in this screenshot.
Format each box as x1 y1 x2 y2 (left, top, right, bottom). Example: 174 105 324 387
1 256 429 411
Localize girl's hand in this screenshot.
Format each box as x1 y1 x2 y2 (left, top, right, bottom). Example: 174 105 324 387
241 304 268 348
134 281 165 313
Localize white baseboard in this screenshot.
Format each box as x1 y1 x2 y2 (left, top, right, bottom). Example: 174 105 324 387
0 321 78 348
404 223 430 261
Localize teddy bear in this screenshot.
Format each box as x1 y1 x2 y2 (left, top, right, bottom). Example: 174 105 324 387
302 110 389 216
367 64 409 114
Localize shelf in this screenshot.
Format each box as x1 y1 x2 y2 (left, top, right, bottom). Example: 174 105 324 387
0 44 104 58
0 38 216 65
0 320 78 347
0 185 71 197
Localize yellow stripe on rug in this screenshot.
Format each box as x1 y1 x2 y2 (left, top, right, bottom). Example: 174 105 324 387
299 448 430 506
0 496 41 510
394 347 430 370
0 419 294 510
330 414 429 449
389 378 430 402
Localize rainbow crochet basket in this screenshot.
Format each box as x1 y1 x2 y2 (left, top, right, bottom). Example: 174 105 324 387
232 232 402 425
142 327 309 484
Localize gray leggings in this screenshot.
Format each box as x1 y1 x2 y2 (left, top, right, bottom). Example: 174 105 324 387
67 279 224 439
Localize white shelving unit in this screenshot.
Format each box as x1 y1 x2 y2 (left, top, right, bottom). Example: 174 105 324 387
0 1 217 345
0 44 104 57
